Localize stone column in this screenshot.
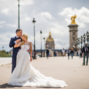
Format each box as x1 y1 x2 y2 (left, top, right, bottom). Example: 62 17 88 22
68 24 78 48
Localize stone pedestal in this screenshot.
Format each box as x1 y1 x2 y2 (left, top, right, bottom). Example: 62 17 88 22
68 24 78 48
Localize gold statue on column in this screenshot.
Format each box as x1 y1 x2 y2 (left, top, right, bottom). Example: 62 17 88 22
71 15 77 24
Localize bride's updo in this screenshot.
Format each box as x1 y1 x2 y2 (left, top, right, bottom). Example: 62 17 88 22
21 34 28 45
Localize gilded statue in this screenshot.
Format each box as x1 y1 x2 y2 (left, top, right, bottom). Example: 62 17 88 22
71 15 77 24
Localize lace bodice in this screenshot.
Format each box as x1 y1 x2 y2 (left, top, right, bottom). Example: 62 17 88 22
21 44 29 51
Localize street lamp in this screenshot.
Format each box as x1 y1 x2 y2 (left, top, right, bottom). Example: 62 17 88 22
40 30 42 57
81 36 83 49
83 34 86 46
17 0 20 29
77 38 80 46
32 18 36 59
86 31 89 44
43 37 46 57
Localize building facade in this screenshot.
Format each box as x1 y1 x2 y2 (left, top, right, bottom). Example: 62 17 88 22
45 32 55 50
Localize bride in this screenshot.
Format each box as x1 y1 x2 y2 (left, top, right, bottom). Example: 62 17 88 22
8 34 67 88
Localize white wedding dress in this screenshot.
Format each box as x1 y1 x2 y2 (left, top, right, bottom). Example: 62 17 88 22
8 44 67 88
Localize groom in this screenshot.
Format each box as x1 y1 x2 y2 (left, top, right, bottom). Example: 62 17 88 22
9 29 22 73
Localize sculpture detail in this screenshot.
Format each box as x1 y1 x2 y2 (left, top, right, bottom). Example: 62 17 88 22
71 15 77 24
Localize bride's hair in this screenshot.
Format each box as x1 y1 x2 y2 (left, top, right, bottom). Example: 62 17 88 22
21 34 28 45
23 34 28 40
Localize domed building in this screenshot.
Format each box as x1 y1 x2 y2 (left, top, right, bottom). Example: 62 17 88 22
45 32 55 56
36 32 62 57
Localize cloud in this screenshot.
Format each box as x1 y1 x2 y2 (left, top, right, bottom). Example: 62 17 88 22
0 32 15 45
40 12 53 20
22 16 31 23
1 8 10 15
59 7 89 28
0 20 17 29
48 22 69 49
24 17 31 22
0 32 15 51
20 0 34 6
0 0 89 51
5 23 17 28
0 21 6 25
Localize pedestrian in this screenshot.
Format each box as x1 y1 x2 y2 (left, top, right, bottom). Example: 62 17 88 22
62 48 65 56
54 51 57 56
46 49 49 59
82 43 89 66
67 49 71 59
70 48 74 59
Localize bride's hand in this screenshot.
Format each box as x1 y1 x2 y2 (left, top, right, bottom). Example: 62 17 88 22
14 41 22 48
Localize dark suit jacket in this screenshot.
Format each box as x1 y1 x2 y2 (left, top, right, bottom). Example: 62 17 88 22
9 36 21 56
9 36 22 64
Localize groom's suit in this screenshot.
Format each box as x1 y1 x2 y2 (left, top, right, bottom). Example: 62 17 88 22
9 36 22 72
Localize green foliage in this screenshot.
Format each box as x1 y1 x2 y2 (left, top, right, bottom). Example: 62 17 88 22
0 50 11 57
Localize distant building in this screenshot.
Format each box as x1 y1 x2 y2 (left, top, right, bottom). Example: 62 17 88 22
45 32 55 56
35 32 66 57
45 32 55 50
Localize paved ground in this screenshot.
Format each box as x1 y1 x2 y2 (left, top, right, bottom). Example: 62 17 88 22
0 57 11 66
0 56 89 89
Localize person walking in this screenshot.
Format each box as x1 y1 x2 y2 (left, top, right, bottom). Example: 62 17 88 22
70 48 74 59
46 49 49 59
82 43 89 66
67 49 71 59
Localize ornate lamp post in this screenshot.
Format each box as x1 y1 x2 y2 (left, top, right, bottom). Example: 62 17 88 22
17 0 20 29
40 30 42 57
83 34 86 46
32 18 36 59
77 38 80 46
86 31 89 45
81 36 83 49
78 38 81 48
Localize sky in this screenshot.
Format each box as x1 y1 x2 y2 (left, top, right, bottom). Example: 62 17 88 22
0 0 89 51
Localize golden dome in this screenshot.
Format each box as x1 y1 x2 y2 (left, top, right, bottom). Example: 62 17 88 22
46 32 54 42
